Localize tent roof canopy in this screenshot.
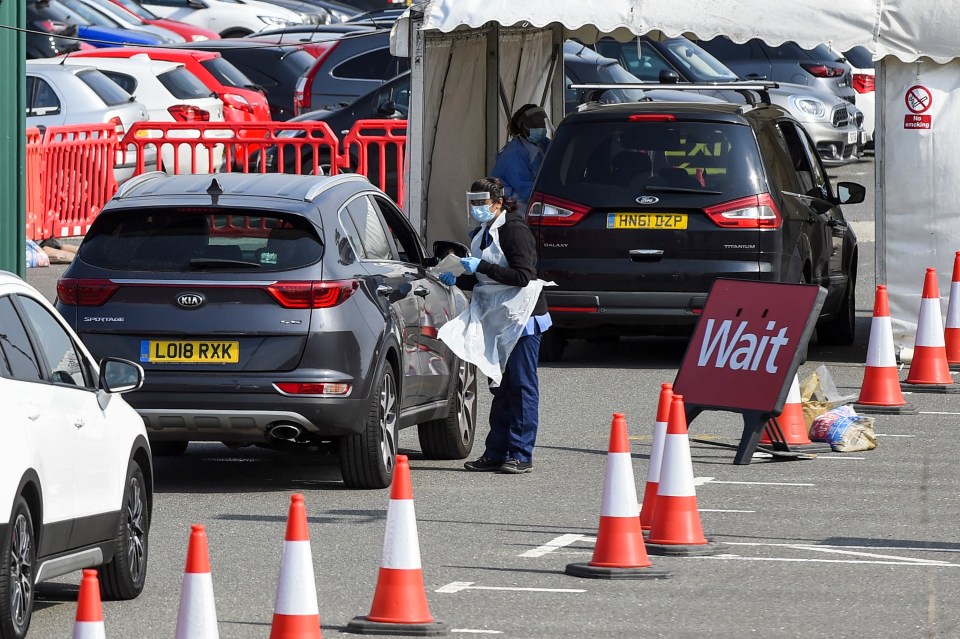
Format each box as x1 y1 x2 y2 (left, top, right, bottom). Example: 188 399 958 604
397 0 960 64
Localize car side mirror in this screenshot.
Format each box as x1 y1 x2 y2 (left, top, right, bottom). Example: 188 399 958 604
431 240 470 264
659 69 680 84
836 181 866 205
100 358 144 394
377 101 398 117
187 0 207 9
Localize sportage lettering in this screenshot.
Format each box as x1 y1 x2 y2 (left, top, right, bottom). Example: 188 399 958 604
697 319 790 373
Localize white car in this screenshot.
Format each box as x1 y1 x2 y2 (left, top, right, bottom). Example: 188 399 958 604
25 61 156 184
72 0 187 43
839 45 875 149
0 272 151 639
34 55 228 175
141 0 304 38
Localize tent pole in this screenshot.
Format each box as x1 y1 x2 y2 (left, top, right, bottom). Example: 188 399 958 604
485 23 501 175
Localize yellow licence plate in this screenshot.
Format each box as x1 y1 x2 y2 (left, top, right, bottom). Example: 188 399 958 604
140 340 239 364
606 213 688 230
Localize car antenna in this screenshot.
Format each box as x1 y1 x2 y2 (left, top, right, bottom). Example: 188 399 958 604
207 177 224 204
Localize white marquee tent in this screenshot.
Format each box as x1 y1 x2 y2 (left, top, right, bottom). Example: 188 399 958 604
391 0 960 349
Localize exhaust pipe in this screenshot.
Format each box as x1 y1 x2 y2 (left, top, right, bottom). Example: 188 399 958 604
268 423 302 441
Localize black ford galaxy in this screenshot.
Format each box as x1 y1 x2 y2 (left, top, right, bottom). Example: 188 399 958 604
528 101 864 360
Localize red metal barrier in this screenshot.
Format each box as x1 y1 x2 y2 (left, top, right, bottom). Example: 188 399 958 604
340 119 407 204
41 124 119 239
25 128 45 242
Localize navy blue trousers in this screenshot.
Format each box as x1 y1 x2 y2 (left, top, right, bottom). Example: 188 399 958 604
483 329 543 463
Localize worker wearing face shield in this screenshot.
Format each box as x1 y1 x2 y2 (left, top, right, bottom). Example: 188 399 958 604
491 104 552 213
436 177 552 474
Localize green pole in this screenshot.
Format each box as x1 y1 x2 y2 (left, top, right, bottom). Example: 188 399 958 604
0 0 26 276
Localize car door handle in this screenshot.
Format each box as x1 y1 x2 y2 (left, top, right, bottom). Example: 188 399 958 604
629 249 664 261
413 285 430 297
376 285 395 297
27 413 40 421
74 419 85 429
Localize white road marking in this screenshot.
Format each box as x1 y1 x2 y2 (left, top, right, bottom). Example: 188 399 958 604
816 456 866 460
452 630 503 635
702 480 815 486
436 582 586 594
692 556 960 567
519 534 587 558
693 476 715 486
722 542 956 566
874 434 915 437
919 411 960 415
698 509 756 513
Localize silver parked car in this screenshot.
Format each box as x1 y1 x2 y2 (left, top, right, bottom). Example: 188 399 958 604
591 37 863 165
25 61 156 183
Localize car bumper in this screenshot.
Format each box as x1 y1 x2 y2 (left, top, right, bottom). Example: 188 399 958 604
545 290 710 333
802 120 862 165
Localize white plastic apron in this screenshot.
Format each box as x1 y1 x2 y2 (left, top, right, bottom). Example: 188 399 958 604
438 213 549 386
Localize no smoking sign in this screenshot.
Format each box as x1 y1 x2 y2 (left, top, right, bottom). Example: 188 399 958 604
904 85 932 130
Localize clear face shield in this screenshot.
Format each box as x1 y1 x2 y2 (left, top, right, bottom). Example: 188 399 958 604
466 191 491 216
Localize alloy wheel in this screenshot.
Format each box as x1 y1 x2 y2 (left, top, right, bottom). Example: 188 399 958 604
456 362 477 445
125 476 146 585
10 513 33 630
378 372 398 473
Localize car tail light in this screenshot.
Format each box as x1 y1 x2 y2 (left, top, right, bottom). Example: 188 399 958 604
108 115 124 136
57 278 119 306
222 92 254 115
527 194 591 227
266 280 359 309
852 73 875 93
628 114 676 122
293 41 338 114
800 63 846 78
703 193 782 229
167 105 210 122
274 382 351 396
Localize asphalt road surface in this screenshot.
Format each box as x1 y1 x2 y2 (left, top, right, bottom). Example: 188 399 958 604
24 157 960 638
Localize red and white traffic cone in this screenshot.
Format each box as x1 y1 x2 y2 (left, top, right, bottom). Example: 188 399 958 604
903 268 958 393
759 373 830 452
270 494 322 639
640 384 672 532
566 413 670 579
855 285 917 414
73 569 105 639
945 253 960 370
175 524 219 639
646 395 723 556
348 455 448 636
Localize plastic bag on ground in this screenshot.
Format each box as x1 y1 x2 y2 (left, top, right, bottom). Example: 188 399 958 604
26 238 50 268
809 405 878 452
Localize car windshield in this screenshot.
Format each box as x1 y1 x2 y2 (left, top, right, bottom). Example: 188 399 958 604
58 0 119 26
536 119 765 207
201 57 255 89
79 208 324 272
46 0 91 25
158 67 215 99
658 38 740 82
113 0 158 20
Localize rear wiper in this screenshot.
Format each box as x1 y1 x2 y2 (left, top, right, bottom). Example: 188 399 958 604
644 186 723 195
188 258 261 269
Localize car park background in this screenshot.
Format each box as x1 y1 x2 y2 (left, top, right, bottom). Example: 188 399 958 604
22 156 960 637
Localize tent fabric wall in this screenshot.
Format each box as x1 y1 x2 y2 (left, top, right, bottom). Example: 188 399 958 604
878 58 960 346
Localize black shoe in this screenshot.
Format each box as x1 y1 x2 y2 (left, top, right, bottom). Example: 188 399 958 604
499 458 533 474
464 456 502 472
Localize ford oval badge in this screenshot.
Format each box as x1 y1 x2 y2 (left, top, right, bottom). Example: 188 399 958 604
636 196 660 205
176 293 205 309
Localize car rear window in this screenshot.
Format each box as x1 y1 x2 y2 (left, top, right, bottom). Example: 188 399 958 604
536 119 765 207
78 69 132 106
201 57 255 89
843 46 874 69
79 208 323 272
158 68 214 100
281 49 318 77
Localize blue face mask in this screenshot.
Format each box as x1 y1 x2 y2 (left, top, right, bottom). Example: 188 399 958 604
470 205 496 223
527 127 547 143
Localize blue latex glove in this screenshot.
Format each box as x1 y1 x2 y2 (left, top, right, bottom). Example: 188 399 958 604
461 256 481 275
439 272 456 286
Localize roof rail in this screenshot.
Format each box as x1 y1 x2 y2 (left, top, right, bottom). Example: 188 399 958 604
303 174 369 202
114 171 167 199
569 82 780 106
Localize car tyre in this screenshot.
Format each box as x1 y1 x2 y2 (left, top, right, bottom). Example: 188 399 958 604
99 461 149 601
0 496 35 639
418 360 477 459
339 364 398 489
816 267 857 346
150 441 188 456
539 329 566 363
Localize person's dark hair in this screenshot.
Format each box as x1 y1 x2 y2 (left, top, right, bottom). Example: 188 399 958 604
471 176 518 214
508 104 547 139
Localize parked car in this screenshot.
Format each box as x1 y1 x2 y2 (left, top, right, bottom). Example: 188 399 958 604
248 23 374 56
170 40 316 120
697 37 856 104
67 46 271 123
343 6 403 25
293 28 408 114
591 36 864 164
33 55 227 174
108 0 221 42
73 0 186 42
526 101 864 360
25 61 155 183
26 0 82 58
49 0 169 46
140 0 305 38
0 272 151 639
54 172 479 489
839 45 875 149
